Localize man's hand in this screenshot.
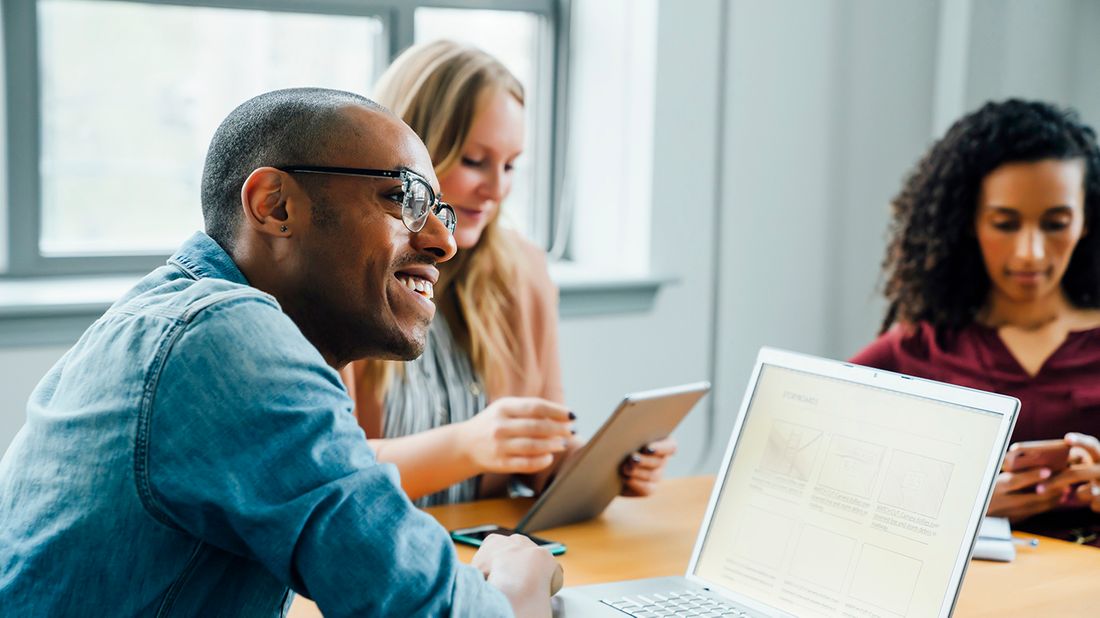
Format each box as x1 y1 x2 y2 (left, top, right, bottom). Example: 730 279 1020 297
620 437 678 497
459 397 574 475
472 533 563 618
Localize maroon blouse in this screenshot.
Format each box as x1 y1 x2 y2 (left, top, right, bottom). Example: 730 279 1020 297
851 322 1100 542
850 321 1100 444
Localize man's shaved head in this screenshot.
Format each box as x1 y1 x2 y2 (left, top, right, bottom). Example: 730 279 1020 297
200 87 387 251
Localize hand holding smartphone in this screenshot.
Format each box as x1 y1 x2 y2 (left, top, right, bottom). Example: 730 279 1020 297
1003 439 1071 473
451 524 567 556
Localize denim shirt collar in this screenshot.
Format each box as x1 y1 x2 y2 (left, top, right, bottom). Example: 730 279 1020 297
169 232 249 286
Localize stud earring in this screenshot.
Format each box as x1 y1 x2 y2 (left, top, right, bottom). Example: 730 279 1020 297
279 225 288 233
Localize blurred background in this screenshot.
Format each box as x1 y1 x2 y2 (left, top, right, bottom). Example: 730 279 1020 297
1 0 1098 475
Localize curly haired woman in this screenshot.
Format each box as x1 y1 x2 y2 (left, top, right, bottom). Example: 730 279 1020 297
852 99 1100 543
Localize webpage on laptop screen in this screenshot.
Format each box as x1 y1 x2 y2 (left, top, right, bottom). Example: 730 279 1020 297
694 364 1002 618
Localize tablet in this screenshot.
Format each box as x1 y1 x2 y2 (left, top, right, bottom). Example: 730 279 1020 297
515 381 710 533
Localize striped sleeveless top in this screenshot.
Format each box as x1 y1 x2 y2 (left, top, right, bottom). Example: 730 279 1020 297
382 315 487 507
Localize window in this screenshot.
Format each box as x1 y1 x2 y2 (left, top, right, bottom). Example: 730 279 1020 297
557 0 655 273
38 0 385 257
2 0 559 277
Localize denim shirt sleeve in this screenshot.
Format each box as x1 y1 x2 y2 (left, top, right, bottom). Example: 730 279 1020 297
141 295 512 617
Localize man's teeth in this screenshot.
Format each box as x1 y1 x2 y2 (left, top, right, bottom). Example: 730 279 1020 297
397 275 434 299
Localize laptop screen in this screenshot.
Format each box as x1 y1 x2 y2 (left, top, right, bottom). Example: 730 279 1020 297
693 363 1005 617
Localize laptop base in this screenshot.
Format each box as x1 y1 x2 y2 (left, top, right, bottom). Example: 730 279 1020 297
553 576 769 617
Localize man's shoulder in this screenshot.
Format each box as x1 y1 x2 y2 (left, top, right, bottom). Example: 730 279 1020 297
165 278 300 357
149 269 336 419
114 264 280 326
172 277 280 323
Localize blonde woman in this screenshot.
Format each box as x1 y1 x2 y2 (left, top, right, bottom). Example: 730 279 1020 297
342 40 676 506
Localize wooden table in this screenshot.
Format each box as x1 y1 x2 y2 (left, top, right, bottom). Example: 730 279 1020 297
290 476 1100 617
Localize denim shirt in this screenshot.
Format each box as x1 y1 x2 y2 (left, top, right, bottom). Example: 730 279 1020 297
0 232 511 617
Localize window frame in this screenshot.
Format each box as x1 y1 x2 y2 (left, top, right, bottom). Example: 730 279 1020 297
1 0 561 277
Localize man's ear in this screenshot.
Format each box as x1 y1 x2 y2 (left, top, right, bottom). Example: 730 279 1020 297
241 167 295 237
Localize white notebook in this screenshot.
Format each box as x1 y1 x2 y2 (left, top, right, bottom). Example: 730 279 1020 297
972 516 1016 562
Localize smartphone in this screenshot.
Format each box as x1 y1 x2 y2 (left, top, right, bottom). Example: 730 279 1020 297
1003 439 1071 473
450 524 567 556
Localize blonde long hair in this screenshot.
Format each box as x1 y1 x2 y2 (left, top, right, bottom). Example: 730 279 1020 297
360 40 525 399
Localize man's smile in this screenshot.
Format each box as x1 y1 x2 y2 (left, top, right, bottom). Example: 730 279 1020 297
393 263 439 303
395 273 434 299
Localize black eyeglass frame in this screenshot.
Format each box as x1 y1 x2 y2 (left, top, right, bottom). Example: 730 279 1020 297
276 165 456 234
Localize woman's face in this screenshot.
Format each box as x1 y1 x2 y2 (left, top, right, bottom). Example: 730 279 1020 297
975 158 1087 305
438 89 525 250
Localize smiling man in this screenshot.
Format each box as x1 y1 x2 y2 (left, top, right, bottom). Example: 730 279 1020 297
0 88 559 616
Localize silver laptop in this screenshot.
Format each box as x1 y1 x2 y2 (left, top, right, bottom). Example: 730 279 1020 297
553 347 1019 618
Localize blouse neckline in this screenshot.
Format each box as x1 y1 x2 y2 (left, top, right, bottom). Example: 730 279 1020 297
968 322 1100 379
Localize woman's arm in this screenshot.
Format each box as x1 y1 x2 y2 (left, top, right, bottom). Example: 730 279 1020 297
849 327 903 370
620 437 678 496
368 424 481 499
373 397 574 499
988 432 1100 521
476 234 681 499
482 235 570 498
986 467 1063 521
341 361 477 499
1052 432 1100 514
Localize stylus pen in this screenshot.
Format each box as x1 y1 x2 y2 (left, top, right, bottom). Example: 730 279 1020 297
1012 536 1040 547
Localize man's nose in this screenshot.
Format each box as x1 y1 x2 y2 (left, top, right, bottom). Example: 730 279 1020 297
411 211 458 263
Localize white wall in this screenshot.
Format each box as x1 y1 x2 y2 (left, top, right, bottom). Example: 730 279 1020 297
827 0 941 358
556 0 722 476
709 0 842 474
966 0 1100 128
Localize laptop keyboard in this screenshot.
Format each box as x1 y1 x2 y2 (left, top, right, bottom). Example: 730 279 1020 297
600 590 753 617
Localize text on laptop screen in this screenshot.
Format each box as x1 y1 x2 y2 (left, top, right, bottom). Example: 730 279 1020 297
694 364 1003 617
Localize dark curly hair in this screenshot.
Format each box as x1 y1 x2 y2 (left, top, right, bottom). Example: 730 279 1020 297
879 99 1100 335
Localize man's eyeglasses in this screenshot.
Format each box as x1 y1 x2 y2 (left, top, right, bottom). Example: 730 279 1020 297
276 165 457 235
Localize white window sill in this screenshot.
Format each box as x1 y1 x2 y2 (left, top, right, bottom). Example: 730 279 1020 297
0 269 672 347
550 261 672 318
0 275 139 347
0 276 138 318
